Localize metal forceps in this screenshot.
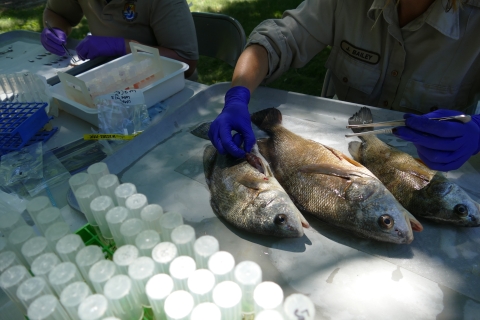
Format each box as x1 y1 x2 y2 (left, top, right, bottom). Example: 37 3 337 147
45 21 78 63
345 114 471 138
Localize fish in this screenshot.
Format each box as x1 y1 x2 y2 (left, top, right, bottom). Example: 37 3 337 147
251 108 422 244
192 123 308 238
348 107 480 227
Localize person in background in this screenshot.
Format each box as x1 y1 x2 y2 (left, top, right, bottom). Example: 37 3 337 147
40 0 198 78
208 0 480 171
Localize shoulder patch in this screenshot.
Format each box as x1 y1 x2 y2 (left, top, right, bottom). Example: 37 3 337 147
123 2 138 22
341 40 380 65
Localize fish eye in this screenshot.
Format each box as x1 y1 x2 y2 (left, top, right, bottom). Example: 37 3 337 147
454 204 468 217
378 215 394 229
274 214 287 225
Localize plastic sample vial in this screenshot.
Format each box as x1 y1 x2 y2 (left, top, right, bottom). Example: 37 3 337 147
75 245 105 286
234 260 262 315
27 294 70 320
119 218 144 246
159 212 183 242
97 174 120 204
78 294 113 320
169 255 196 291
127 256 157 307
256 310 285 320
283 293 316 320
187 268 216 304
135 229 160 257
60 281 92 320
21 236 53 267
0 265 32 314
87 162 109 183
8 225 35 266
171 224 195 258
31 253 61 282
151 241 178 274
45 222 72 246
125 193 148 219
69 172 92 193
104 275 144 320
212 281 243 320
164 290 194 320
0 251 21 273
56 234 85 263
90 195 114 239
105 206 131 247
114 183 137 207
0 212 28 238
253 281 284 313
16 276 55 311
48 261 84 296
190 302 222 320
74 184 101 226
37 207 65 235
140 204 163 234
26 196 51 227
193 235 219 269
208 251 235 283
89 259 118 294
112 244 139 275
145 274 174 320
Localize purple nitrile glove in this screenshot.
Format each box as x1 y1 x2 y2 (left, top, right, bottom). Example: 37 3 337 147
208 86 256 158
75 35 126 60
393 109 480 171
41 27 67 56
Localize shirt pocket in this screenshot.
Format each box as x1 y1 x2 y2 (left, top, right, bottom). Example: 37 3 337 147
325 45 381 95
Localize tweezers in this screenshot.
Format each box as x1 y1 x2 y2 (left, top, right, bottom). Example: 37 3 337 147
45 21 78 63
345 114 471 137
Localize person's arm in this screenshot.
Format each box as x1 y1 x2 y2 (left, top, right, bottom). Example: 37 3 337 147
43 7 73 35
230 45 269 94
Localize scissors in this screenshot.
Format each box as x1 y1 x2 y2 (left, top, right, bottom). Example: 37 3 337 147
345 114 471 138
45 21 78 63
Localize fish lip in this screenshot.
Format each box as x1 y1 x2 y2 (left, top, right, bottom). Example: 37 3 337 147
422 213 480 227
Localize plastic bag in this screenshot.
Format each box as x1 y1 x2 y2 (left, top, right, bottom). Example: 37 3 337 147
0 142 43 186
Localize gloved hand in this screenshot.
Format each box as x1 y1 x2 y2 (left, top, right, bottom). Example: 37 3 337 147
76 35 126 60
41 27 67 56
393 109 480 171
208 86 256 158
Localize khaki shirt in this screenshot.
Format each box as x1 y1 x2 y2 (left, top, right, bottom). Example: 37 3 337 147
47 0 198 61
248 0 480 114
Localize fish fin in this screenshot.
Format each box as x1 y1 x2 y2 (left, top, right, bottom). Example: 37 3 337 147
348 141 362 161
348 107 373 136
298 163 369 179
407 211 424 232
245 152 265 174
251 108 282 133
324 145 364 168
191 121 212 140
393 160 434 183
237 175 266 190
203 145 217 181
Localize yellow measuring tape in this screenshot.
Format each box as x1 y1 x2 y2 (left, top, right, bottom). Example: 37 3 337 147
83 132 142 140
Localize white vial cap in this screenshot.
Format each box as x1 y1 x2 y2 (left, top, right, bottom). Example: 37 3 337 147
114 183 137 206
78 294 111 320
16 277 52 308
208 251 235 280
135 229 160 255
56 234 85 262
0 251 20 273
190 302 221 320
169 256 196 280
45 222 72 244
125 193 148 218
128 256 156 280
87 162 109 181
60 281 92 307
145 274 174 300
234 260 262 286
27 294 69 320
69 172 92 192
188 268 216 295
113 245 139 271
31 253 60 278
22 236 51 266
254 281 284 310
283 293 316 320
171 225 195 245
212 280 242 308
140 204 163 222
89 260 117 293
164 290 194 319
256 310 285 320
26 196 51 215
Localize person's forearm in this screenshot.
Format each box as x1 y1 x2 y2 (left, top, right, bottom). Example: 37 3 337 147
125 40 197 78
231 44 269 94
43 7 73 35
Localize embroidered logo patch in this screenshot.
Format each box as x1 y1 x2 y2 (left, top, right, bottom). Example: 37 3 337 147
341 40 380 65
123 2 138 22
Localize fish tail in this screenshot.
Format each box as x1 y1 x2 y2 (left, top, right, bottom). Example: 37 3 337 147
251 108 282 133
191 121 211 140
349 107 374 140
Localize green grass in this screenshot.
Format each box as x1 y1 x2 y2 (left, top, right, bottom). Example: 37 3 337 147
0 0 329 96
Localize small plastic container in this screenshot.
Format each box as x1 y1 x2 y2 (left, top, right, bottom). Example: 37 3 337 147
16 276 55 311
0 212 28 238
114 183 137 207
0 250 22 273
60 281 92 320
119 218 144 246
87 162 109 183
256 310 285 320
26 196 51 227
234 260 262 315
31 253 61 282
151 241 178 274
164 290 194 320
208 251 235 283
253 281 284 314
21 236 53 267
171 224 196 258
45 222 72 246
37 207 65 235
187 269 216 304
78 294 113 320
190 302 222 320
8 225 35 266
169 256 196 291
135 229 160 257
128 256 157 307
212 281 242 320
48 261 84 296
283 293 316 320
0 265 32 314
140 204 163 233
145 274 174 320
89 259 118 294
112 244 139 275
90 195 114 239
159 212 183 242
69 172 93 193
97 174 120 204
74 184 101 226
104 275 144 320
75 245 105 287
105 206 131 247
56 234 85 263
193 235 219 269
125 193 148 219
27 294 71 320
